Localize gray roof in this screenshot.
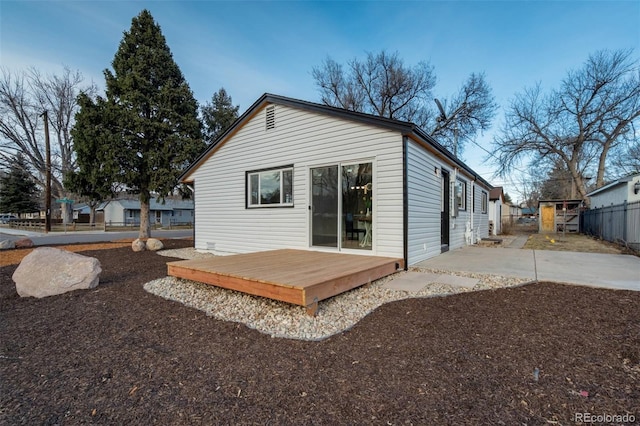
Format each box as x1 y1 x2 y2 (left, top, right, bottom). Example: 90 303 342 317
180 93 493 189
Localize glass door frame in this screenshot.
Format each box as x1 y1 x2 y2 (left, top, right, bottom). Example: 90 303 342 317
309 159 375 253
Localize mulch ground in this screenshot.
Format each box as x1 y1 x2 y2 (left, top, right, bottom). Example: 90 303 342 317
1 239 638 424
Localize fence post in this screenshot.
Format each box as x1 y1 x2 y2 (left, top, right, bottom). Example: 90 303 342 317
623 200 628 244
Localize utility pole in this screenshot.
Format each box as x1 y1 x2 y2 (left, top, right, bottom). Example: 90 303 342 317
41 110 52 233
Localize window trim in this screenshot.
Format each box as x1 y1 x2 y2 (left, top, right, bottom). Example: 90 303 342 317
456 179 467 211
481 191 488 214
246 165 294 208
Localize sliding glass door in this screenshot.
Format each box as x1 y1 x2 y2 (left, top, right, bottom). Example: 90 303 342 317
311 166 339 247
311 162 372 251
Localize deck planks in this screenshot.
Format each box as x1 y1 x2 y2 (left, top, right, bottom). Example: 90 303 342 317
166 249 403 314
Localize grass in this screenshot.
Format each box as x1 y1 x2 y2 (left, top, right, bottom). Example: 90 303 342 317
523 232 623 254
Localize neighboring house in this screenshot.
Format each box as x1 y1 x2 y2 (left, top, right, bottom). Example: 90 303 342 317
521 207 537 218
586 173 640 208
99 198 194 227
488 187 504 235
179 93 493 268
502 202 522 225
583 173 640 251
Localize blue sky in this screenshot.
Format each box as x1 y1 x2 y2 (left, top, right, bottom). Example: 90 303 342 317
2 0 639 200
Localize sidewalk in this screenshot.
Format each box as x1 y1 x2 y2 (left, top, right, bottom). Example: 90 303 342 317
415 246 640 291
0 228 193 246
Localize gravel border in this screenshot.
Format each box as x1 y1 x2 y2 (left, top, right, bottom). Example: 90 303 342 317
148 248 530 341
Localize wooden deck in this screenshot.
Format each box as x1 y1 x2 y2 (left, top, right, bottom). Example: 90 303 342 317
167 249 404 315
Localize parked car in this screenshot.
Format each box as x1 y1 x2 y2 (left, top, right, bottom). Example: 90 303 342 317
0 214 18 224
517 217 536 224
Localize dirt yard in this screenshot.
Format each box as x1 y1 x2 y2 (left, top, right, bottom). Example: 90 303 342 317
523 233 624 254
1 240 638 424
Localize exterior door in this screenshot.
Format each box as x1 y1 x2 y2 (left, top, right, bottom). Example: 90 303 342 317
310 162 373 251
341 163 372 251
541 205 555 232
311 166 339 247
441 170 450 252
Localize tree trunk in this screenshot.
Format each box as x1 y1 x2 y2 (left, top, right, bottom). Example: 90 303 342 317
596 140 612 189
139 192 151 239
566 157 587 201
89 205 96 226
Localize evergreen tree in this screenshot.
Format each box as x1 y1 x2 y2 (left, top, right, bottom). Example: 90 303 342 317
65 93 119 225
0 153 40 214
74 10 205 238
201 87 239 145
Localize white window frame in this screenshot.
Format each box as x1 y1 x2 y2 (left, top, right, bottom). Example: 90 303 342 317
247 166 294 208
481 191 488 214
456 179 467 211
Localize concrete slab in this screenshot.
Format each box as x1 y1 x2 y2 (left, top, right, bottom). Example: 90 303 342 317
434 275 479 288
507 235 529 249
414 245 640 291
415 246 537 280
535 250 640 291
383 272 440 292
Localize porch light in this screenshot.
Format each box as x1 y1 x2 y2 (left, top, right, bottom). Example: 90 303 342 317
634 180 640 194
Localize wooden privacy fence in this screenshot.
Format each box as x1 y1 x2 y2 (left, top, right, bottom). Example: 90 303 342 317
581 201 640 252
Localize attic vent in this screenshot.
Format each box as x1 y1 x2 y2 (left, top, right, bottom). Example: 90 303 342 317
265 105 275 130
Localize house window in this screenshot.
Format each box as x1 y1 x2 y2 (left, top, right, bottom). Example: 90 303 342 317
481 191 488 214
455 180 467 211
247 166 293 207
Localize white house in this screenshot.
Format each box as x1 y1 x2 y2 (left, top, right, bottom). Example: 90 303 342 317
488 187 504 235
180 94 492 268
587 173 640 208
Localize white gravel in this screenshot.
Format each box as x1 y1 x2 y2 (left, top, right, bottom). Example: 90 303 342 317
147 248 531 341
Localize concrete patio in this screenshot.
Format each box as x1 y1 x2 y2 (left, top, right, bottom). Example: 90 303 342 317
415 246 640 291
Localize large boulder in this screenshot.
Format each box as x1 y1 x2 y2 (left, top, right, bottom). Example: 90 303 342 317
146 238 164 251
0 240 15 250
13 247 102 298
131 239 146 252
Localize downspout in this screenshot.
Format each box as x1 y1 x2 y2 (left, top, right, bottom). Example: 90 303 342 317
402 136 409 270
469 179 475 245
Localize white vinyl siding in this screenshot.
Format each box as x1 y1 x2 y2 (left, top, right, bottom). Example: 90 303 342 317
191 103 404 258
448 173 472 252
406 141 443 264
473 184 490 241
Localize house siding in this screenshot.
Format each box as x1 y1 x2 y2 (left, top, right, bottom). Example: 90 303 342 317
474 185 489 241
448 171 473 251
406 141 488 265
191 103 404 258
589 176 640 207
406 140 443 264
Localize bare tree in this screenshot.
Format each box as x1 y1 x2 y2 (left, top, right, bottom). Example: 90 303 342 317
0 66 96 221
493 49 640 200
312 50 498 155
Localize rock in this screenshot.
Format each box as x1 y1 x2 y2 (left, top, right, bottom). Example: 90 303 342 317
14 238 34 248
146 238 164 251
0 239 15 250
132 239 146 252
13 247 102 298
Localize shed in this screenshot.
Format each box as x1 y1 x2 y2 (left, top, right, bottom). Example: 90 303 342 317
538 199 583 233
180 94 493 267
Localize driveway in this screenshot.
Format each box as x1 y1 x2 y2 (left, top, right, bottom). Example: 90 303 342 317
415 246 640 291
